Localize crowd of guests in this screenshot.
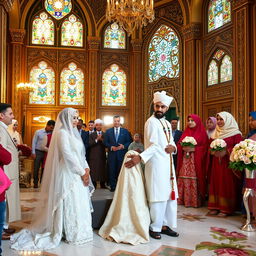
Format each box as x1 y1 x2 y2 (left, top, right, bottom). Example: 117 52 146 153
1 100 256 253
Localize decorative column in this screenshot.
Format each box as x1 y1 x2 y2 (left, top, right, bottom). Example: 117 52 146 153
182 23 202 121
9 28 26 125
0 0 13 102
131 39 143 135
87 36 100 121
232 0 254 136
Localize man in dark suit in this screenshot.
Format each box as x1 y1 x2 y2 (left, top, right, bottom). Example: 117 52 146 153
77 119 88 151
88 119 107 189
104 115 132 192
171 118 183 171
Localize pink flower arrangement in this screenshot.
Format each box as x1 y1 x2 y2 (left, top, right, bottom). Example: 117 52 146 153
214 248 249 256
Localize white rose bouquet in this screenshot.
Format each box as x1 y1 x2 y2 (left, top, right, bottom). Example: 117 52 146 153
210 139 227 152
180 136 197 158
229 139 256 171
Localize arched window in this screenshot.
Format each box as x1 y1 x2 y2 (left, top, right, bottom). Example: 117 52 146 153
207 49 232 86
61 14 83 47
148 25 180 82
104 23 126 49
29 61 55 104
102 64 126 106
220 55 232 82
208 60 218 85
208 0 231 32
60 62 84 105
45 0 72 20
32 12 54 45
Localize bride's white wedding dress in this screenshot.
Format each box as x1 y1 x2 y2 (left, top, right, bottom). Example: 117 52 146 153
11 108 94 250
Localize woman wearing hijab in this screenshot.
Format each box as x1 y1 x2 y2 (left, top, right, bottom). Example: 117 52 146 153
7 120 22 145
177 114 209 207
208 112 243 216
206 117 217 139
11 108 94 250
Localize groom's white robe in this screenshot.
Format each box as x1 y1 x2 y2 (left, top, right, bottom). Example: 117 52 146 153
140 115 177 229
0 121 21 222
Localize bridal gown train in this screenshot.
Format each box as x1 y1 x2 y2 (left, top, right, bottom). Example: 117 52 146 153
11 129 93 250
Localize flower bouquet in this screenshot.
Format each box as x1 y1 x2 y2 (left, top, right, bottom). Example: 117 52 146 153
180 136 197 158
229 139 256 171
210 139 227 163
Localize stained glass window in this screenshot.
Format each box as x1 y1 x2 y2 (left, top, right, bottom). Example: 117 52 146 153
208 0 231 32
61 14 83 47
45 0 72 20
29 61 55 104
148 25 179 82
208 60 218 86
102 64 126 106
213 49 225 61
60 62 84 105
32 12 54 45
220 55 232 82
104 23 126 49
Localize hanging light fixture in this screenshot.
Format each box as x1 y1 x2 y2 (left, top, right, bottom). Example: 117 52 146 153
106 0 155 36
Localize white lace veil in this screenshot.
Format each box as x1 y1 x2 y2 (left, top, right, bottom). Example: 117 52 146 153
30 108 94 233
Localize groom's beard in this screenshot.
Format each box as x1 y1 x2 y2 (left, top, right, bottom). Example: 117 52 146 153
154 111 166 119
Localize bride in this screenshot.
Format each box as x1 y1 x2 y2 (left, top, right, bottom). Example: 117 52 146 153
11 108 94 250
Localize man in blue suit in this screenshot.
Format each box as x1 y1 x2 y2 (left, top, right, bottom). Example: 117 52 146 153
104 115 132 192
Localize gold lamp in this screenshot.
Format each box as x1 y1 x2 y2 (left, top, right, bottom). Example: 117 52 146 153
106 0 155 36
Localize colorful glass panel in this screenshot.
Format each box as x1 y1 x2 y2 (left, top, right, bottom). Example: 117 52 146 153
102 64 126 106
208 60 218 86
45 0 72 20
148 25 179 82
213 49 225 61
61 14 83 47
220 55 232 82
104 23 126 49
29 61 55 104
32 12 54 45
60 63 84 105
208 0 231 32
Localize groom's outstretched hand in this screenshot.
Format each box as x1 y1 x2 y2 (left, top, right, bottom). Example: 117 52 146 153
125 155 141 168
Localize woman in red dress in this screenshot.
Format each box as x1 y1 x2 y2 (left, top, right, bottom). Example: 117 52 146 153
177 114 209 207
208 111 243 216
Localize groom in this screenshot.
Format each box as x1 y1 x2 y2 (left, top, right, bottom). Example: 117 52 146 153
125 91 179 239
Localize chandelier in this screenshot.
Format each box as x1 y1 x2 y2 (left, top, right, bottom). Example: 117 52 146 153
106 0 155 36
17 82 36 93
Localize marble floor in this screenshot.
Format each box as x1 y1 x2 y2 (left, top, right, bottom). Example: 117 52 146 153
2 189 256 256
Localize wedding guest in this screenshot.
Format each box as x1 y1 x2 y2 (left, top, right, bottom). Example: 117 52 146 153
171 118 183 171
208 112 243 216
177 115 208 207
0 103 21 236
104 116 132 192
128 133 144 153
7 120 23 146
85 120 95 161
0 144 12 248
77 119 88 152
31 120 55 188
11 108 94 250
246 111 256 218
88 119 107 189
206 117 217 139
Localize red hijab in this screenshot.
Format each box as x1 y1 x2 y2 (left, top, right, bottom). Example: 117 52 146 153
177 114 209 199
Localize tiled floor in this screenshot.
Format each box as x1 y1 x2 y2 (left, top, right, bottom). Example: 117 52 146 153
2 189 256 256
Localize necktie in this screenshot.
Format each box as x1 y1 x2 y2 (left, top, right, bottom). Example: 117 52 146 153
115 128 119 142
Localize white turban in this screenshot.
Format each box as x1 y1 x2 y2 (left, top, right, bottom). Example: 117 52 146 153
94 119 103 124
153 91 173 107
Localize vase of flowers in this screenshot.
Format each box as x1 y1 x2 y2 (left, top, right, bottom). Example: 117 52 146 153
210 139 227 164
229 139 256 232
180 136 197 158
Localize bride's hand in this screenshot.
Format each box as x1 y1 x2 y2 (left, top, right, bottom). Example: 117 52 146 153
81 168 90 186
